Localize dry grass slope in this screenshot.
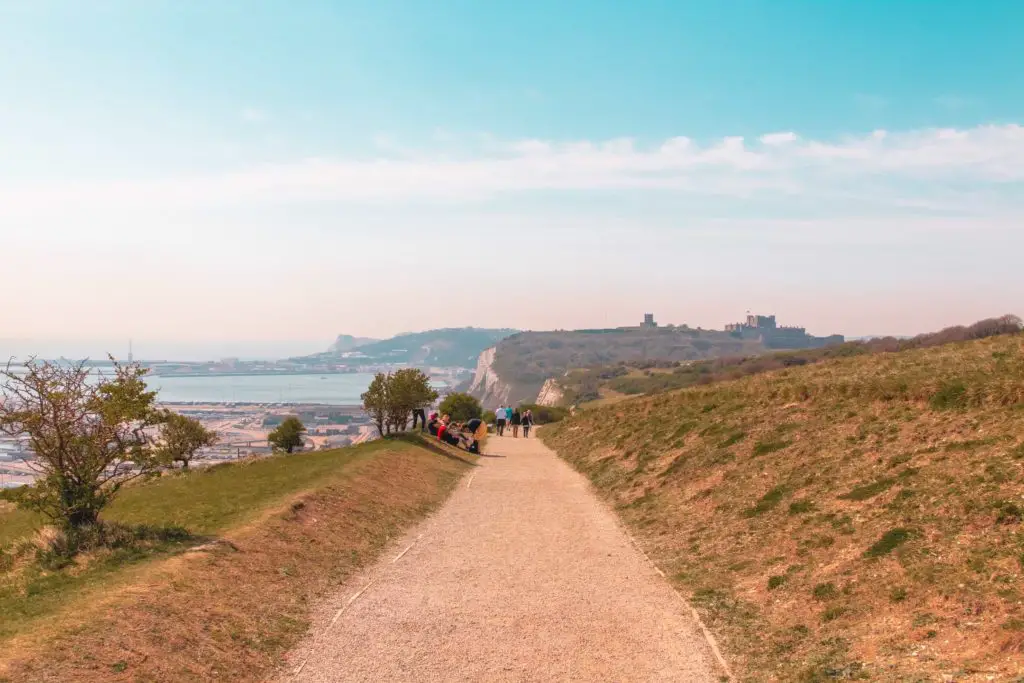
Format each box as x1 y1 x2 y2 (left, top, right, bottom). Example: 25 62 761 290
544 333 1024 681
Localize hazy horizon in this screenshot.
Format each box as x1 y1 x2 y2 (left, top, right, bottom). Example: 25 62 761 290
3 2 1021 351
0 308 1007 363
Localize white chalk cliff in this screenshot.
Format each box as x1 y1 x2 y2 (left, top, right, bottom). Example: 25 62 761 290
468 347 512 409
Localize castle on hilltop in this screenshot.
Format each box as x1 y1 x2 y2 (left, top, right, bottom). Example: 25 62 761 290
725 313 844 349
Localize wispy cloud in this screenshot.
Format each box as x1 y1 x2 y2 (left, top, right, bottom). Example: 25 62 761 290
4 124 1024 216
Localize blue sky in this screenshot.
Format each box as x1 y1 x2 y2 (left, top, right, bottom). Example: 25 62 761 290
1 0 1022 358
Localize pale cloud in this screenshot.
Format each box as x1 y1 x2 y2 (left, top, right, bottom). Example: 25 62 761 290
760 131 798 145
3 124 1024 217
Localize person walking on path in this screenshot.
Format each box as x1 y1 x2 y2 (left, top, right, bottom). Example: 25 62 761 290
504 405 513 428
521 409 533 438
495 405 507 436
510 408 522 438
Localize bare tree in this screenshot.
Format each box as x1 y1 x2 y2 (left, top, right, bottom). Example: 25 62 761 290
0 358 167 529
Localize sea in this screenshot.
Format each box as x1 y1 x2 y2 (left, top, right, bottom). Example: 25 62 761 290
149 373 377 405
2 367 450 406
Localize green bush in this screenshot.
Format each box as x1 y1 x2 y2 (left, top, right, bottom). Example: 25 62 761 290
812 583 839 601
767 574 788 590
518 403 570 424
438 393 483 422
929 381 968 410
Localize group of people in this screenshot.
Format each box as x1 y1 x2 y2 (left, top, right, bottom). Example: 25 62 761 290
494 405 534 438
426 412 483 454
409 403 536 457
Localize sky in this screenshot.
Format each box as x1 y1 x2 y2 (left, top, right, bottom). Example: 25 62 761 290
1 0 1022 360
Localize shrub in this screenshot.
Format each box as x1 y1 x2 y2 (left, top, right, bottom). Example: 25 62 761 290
768 574 788 590
822 606 848 622
812 583 839 601
995 501 1023 524
518 403 569 424
438 393 483 422
890 587 908 602
929 381 968 411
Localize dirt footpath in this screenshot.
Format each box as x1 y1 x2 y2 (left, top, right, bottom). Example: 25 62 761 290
287 434 723 682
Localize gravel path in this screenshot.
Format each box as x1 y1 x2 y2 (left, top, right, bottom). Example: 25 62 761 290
289 434 722 682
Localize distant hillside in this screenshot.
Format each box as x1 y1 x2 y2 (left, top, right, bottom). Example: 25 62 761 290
556 316 1024 405
470 326 772 408
349 327 517 367
328 334 378 353
544 330 1024 679
292 328 517 368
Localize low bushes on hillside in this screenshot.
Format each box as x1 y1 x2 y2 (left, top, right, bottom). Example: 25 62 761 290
517 403 570 424
565 315 1022 401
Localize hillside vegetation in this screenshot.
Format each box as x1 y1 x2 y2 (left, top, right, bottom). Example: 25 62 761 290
558 315 1023 405
488 327 767 406
544 333 1024 680
0 437 473 682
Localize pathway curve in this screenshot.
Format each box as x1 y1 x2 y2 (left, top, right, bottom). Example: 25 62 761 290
289 433 722 682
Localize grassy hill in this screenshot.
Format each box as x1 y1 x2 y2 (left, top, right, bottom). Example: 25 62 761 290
556 316 1024 407
0 437 473 682
487 327 768 406
296 327 517 368
543 332 1024 680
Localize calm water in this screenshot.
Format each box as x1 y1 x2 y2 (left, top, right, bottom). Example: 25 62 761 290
148 373 377 404
2 368 445 405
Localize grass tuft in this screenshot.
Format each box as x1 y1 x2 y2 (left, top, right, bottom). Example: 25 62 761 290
838 478 896 502
864 528 913 558
744 485 789 518
752 439 793 457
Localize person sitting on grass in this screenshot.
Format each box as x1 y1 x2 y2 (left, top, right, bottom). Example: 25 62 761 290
458 417 484 454
427 412 440 437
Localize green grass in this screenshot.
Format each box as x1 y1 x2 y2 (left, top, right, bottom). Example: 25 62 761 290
864 528 913 558
838 478 897 502
744 485 788 517
0 439 399 546
752 439 792 456
0 439 414 641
